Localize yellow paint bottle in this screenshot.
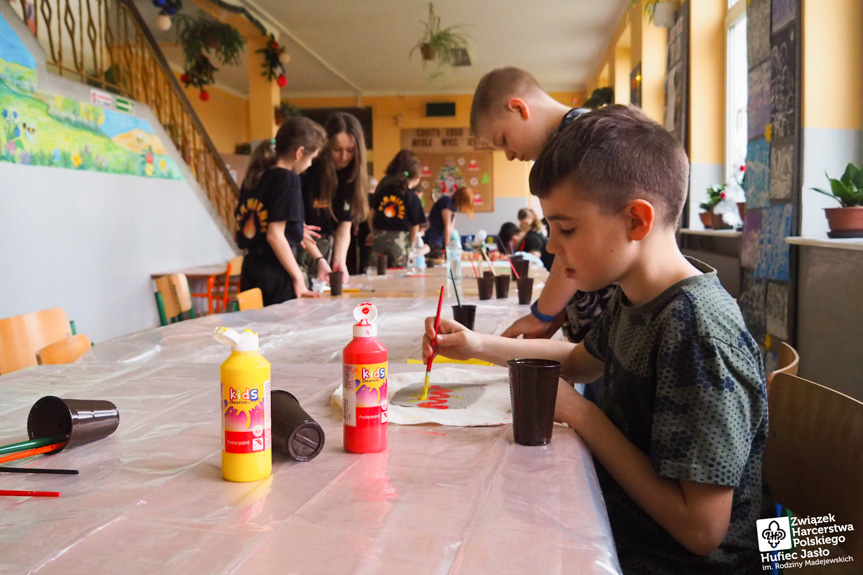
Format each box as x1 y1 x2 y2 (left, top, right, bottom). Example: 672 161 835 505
214 327 271 482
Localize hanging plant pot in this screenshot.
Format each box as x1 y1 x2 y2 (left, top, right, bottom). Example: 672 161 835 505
420 43 436 61
699 212 713 228
651 1 677 28
824 207 863 238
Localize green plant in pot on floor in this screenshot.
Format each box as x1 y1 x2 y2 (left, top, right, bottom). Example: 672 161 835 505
811 162 863 238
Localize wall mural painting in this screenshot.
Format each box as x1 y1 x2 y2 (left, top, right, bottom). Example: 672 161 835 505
770 25 797 141
769 140 793 200
745 137 771 209
0 13 182 180
765 282 790 341
740 209 763 270
755 203 793 282
772 0 796 32
739 270 768 343
747 0 771 68
748 61 771 141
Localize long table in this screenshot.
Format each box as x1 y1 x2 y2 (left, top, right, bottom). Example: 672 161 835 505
0 267 622 574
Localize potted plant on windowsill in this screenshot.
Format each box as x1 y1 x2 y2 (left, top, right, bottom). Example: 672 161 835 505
699 184 727 229
810 162 863 238
409 2 468 66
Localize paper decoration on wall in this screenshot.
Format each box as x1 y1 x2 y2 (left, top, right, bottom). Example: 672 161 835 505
457 157 465 166
772 0 796 32
481 173 490 184
748 61 771 141
468 158 478 171
738 270 768 342
765 282 790 341
473 191 482 204
755 203 793 281
770 141 793 200
745 138 770 209
0 14 182 180
740 210 763 270
770 25 797 141
434 161 465 196
421 180 429 189
469 177 478 186
747 0 771 67
422 164 431 177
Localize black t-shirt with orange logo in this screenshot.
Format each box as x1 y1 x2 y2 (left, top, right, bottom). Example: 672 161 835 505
370 176 426 232
235 167 304 257
300 163 354 237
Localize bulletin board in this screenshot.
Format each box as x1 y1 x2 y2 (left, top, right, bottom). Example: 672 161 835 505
401 128 495 213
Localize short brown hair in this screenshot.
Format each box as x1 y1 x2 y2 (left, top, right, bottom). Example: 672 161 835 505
470 67 543 135
529 105 689 228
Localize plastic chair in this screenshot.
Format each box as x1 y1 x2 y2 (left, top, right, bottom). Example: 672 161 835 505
764 373 862 568
155 274 196 325
236 288 263 311
36 334 92 365
766 341 799 395
216 255 244 313
0 308 73 374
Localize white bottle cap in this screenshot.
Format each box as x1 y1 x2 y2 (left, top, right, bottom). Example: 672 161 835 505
353 303 378 337
213 326 259 352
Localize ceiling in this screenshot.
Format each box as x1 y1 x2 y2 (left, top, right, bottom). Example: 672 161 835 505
137 0 628 99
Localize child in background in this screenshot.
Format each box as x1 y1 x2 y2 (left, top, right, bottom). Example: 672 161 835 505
470 66 613 343
424 105 770 573
517 207 546 238
368 150 426 268
497 219 553 270
424 186 474 260
235 117 328 305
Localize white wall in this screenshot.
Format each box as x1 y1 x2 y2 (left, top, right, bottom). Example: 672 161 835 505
0 4 236 342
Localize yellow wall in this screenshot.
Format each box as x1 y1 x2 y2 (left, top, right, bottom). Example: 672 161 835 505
689 0 725 164
177 72 250 155
802 0 863 130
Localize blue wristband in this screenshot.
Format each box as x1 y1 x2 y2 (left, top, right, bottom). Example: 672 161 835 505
530 300 556 323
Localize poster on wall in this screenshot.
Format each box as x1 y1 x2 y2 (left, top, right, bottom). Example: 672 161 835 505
664 1 689 146
401 128 494 212
629 63 642 108
770 25 797 141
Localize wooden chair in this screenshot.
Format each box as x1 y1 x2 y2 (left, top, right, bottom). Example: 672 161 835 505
764 373 863 571
0 308 73 374
155 274 196 325
217 255 243 313
36 334 92 365
236 288 263 311
766 341 799 395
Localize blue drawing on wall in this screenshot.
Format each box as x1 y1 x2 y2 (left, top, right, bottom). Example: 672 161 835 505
755 204 793 281
740 209 763 270
0 14 35 70
745 137 770 209
772 0 796 32
748 61 771 140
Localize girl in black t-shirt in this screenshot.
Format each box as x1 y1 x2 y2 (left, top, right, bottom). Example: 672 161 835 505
300 112 370 286
425 186 474 260
235 117 328 305
368 150 426 268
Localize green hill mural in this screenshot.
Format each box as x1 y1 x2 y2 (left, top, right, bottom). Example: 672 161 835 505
0 13 182 180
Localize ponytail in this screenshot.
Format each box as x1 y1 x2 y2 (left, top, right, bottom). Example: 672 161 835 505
243 116 326 191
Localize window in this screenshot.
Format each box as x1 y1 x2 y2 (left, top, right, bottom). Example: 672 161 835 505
725 0 748 182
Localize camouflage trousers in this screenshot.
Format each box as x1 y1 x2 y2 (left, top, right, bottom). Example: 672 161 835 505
370 230 409 268
298 235 333 285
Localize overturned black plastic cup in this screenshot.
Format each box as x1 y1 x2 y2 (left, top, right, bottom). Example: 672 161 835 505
329 271 343 296
272 390 325 462
495 275 511 299
451 305 476 330
517 277 534 305
507 359 561 446
376 254 388 276
477 276 494 300
27 396 119 453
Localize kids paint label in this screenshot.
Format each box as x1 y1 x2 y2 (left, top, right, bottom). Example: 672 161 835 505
223 378 271 453
343 362 388 428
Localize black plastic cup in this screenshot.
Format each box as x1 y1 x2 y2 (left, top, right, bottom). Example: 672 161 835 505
376 254 388 276
495 275 511 299
451 305 476 330
329 271 343 296
272 390 325 462
509 256 524 279
507 359 561 446
483 270 495 278
477 276 495 300
27 396 119 453
517 277 534 305
514 259 530 280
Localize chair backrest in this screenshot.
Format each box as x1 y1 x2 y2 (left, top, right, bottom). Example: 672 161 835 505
766 341 800 394
237 288 263 311
0 308 72 374
220 256 244 312
764 373 863 563
155 274 193 321
36 334 92 365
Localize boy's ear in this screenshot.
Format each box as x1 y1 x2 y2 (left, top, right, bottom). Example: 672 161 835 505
627 199 654 241
506 98 530 120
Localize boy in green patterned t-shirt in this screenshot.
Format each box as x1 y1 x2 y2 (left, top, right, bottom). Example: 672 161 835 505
422 105 770 573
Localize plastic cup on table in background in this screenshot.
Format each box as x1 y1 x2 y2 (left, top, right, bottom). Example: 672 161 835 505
451 305 476 330
376 255 388 276
509 256 524 279
517 277 534 305
514 259 530 280
271 390 325 462
495 275 511 299
27 396 119 452
483 271 494 278
476 276 495 300
328 271 343 296
507 359 561 446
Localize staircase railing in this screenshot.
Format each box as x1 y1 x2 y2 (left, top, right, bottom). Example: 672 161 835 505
5 0 239 235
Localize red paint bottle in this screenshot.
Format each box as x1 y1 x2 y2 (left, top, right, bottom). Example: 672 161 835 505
343 303 388 453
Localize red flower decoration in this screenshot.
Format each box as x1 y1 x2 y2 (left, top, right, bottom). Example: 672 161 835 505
180 73 190 83
271 42 279 50
740 165 746 172
720 192 726 200
199 90 210 101
276 75 287 87
146 152 153 164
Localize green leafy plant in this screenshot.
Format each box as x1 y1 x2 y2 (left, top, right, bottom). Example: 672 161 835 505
699 183 726 212
409 3 468 66
274 100 300 126
174 13 244 98
583 87 614 109
811 162 863 207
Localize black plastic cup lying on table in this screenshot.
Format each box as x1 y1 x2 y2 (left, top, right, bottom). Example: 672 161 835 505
476 276 495 300
495 275 511 299
517 277 534 305
328 271 343 296
451 305 476 330
272 390 325 462
376 254 388 276
27 396 119 452
507 359 561 446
